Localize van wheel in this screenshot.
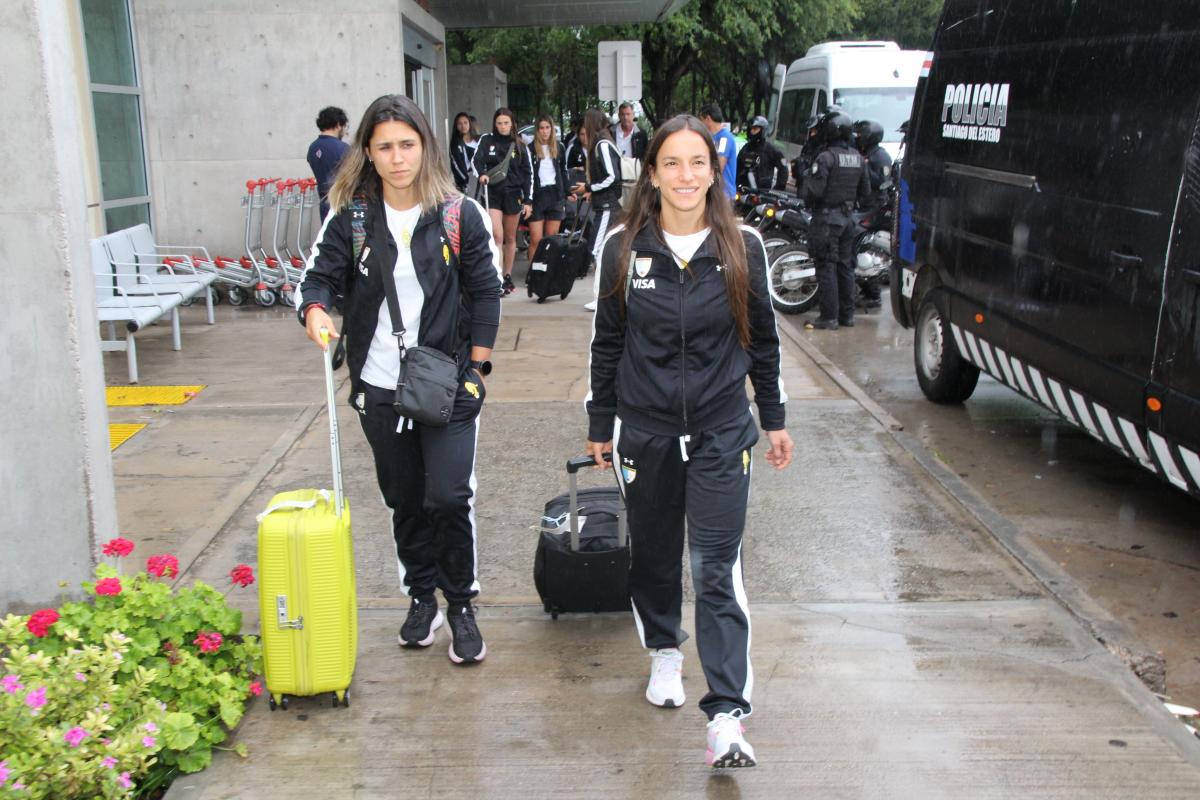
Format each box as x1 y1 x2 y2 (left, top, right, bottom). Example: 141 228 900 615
914 291 979 403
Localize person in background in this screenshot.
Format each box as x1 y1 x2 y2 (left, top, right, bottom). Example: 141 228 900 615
449 111 480 194
307 106 350 220
802 110 871 330
852 118 893 312
612 102 648 160
297 94 501 665
571 107 624 312
735 115 787 193
586 113 793 769
563 116 587 175
473 107 533 296
698 103 738 200
527 115 571 261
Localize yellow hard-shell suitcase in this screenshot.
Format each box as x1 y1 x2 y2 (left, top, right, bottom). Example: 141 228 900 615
257 329 357 709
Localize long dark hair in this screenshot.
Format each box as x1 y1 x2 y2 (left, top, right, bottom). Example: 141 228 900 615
581 107 613 150
451 111 478 145
615 114 752 347
328 94 456 214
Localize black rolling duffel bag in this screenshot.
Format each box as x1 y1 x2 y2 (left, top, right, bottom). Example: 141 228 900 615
533 454 629 618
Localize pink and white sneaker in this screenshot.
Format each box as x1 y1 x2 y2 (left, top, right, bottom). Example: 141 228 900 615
706 711 757 768
646 648 685 708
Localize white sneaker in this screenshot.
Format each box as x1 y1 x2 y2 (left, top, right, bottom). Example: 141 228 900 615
583 300 597 311
645 648 685 708
706 711 757 768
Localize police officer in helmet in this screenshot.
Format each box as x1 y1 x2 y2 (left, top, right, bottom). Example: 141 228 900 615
736 115 787 192
853 119 893 312
802 110 870 330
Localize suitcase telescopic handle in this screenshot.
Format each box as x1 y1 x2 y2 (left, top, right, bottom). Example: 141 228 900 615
320 328 345 518
565 453 624 552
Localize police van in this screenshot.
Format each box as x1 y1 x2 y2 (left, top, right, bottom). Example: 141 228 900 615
766 41 926 162
893 0 1200 499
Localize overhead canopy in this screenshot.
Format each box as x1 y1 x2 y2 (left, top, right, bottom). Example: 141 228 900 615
429 0 691 30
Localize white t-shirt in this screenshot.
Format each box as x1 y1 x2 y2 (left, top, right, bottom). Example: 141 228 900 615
662 228 710 269
537 144 557 188
614 125 636 158
360 202 425 390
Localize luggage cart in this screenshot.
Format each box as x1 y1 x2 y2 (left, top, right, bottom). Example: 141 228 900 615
295 178 320 261
271 179 306 308
243 178 286 306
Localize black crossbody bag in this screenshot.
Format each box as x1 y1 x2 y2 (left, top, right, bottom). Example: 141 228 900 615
381 268 459 427
380 197 465 427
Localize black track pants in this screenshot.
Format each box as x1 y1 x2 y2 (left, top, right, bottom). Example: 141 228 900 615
809 209 856 323
613 412 759 719
356 379 485 605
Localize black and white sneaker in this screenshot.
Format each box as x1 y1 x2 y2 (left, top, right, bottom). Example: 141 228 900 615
398 596 443 648
447 603 486 664
706 711 757 768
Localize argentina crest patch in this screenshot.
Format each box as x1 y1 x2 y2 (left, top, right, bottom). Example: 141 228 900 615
635 257 653 278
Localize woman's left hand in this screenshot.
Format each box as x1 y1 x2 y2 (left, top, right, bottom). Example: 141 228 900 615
522 203 533 219
764 429 794 470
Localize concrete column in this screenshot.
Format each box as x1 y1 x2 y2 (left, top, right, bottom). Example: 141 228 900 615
0 0 115 610
447 64 508 137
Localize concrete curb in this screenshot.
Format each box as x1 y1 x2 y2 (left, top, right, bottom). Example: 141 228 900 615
777 320 1200 768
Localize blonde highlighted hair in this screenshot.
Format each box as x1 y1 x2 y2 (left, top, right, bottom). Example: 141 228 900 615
534 114 558 159
328 94 458 214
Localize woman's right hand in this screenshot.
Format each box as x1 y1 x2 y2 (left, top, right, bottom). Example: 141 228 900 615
304 305 338 350
479 175 490 185
586 440 613 470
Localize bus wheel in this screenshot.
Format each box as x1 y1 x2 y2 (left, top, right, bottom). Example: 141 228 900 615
914 291 979 403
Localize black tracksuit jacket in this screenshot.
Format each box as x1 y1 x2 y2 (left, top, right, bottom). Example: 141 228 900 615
587 223 787 442
472 134 534 203
587 138 624 211
531 142 568 195
295 195 502 400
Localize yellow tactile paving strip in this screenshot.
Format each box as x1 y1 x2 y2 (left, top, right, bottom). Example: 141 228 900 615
106 385 205 406
109 423 147 450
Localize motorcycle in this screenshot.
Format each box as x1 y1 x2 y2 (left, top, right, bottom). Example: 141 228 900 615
765 183 895 316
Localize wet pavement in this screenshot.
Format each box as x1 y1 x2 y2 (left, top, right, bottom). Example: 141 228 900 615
101 262 1200 798
785 292 1200 710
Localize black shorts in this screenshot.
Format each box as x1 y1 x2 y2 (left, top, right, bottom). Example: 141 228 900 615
528 188 565 222
485 189 524 216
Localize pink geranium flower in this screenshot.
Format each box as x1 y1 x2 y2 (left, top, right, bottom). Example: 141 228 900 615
102 537 135 557
0 761 8 786
249 680 263 697
26 608 59 637
193 631 223 653
118 772 132 789
64 726 89 747
144 722 158 733
229 564 255 587
2 675 23 695
142 735 157 748
146 554 179 578
101 756 117 769
94 578 122 596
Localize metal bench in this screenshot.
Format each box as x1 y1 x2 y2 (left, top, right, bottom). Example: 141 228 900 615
92 238 184 384
105 228 217 324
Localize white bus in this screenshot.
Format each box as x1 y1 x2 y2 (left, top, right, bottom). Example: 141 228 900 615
766 41 926 162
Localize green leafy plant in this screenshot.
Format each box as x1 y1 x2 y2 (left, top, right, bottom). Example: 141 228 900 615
0 540 262 797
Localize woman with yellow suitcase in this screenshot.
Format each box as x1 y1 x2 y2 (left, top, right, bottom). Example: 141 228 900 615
297 94 502 665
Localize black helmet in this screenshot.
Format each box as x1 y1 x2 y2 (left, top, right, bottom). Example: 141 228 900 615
853 119 884 150
820 110 854 143
747 115 769 144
